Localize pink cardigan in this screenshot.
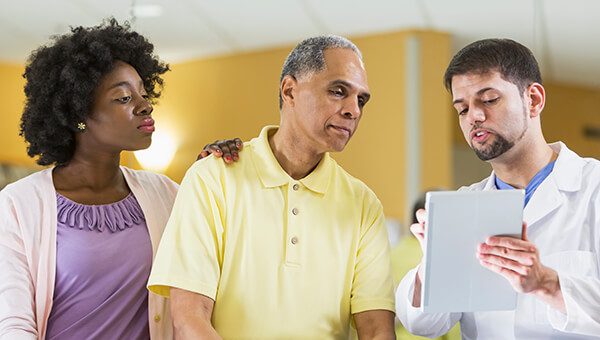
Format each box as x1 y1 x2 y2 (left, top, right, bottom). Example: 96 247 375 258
0 167 178 340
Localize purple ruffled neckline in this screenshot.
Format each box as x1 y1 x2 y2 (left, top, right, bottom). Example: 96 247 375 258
56 192 145 233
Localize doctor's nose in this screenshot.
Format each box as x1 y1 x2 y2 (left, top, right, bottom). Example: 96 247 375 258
465 106 486 125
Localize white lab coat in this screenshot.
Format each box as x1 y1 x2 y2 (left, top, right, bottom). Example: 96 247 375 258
396 142 600 339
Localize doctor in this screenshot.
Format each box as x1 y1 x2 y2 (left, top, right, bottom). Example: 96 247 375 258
396 39 600 338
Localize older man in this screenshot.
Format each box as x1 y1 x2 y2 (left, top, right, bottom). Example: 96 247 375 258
396 39 600 339
149 35 396 339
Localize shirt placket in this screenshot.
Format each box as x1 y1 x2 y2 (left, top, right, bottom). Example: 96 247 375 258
285 181 303 266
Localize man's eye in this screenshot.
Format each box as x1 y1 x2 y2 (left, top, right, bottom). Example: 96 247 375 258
330 89 344 96
484 98 498 104
458 108 468 115
117 96 131 103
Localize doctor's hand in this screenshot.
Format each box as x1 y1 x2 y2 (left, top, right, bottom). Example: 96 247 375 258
477 222 566 313
197 138 243 163
409 208 427 250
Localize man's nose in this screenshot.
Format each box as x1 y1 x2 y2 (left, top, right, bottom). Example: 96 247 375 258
342 97 361 119
465 105 485 125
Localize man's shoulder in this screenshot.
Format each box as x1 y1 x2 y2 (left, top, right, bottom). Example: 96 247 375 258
330 160 381 202
580 157 600 191
185 146 256 183
581 155 600 173
554 142 600 187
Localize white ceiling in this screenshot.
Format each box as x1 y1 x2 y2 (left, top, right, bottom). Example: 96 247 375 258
1 0 600 89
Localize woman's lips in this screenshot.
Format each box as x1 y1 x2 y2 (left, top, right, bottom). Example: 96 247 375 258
138 118 155 133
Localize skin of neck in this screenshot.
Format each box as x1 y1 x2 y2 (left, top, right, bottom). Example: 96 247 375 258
269 117 326 181
488 121 557 189
52 142 127 199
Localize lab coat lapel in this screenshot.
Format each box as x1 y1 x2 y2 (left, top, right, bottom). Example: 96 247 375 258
523 176 563 229
523 142 582 229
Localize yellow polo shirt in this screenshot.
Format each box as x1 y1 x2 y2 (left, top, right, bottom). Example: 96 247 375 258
148 126 395 339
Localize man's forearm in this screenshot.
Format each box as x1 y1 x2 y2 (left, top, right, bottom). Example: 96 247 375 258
173 318 222 340
354 309 396 340
170 287 221 340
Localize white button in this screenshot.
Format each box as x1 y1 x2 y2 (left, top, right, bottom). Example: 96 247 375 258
292 208 299 215
292 183 300 191
291 237 298 244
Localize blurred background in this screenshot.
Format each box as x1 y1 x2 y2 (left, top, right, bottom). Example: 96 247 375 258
1 1 599 338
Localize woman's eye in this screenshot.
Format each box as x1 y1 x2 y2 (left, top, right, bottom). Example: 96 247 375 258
116 96 131 103
484 98 498 104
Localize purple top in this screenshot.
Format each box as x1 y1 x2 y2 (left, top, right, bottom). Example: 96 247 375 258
46 192 152 340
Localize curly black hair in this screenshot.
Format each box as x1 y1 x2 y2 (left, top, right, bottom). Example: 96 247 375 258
20 18 170 166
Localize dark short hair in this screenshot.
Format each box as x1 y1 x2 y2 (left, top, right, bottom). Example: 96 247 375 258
20 18 169 166
444 38 542 94
279 35 362 108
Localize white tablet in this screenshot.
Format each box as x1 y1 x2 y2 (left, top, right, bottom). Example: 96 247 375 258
421 189 525 313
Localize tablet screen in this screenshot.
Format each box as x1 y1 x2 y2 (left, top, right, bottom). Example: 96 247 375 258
421 189 524 312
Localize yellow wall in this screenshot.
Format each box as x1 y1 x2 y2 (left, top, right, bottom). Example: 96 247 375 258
543 82 600 159
153 46 290 181
418 31 453 191
334 32 409 220
0 62 37 166
333 31 453 218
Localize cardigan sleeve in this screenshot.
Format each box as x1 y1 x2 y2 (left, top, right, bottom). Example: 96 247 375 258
0 191 38 340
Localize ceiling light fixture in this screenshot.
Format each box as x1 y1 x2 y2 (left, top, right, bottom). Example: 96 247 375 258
131 4 163 18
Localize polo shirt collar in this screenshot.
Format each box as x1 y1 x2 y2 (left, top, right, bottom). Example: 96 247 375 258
251 125 332 194
299 153 332 195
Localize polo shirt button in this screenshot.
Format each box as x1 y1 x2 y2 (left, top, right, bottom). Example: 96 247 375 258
154 314 161 323
293 183 300 191
291 236 299 244
292 208 299 215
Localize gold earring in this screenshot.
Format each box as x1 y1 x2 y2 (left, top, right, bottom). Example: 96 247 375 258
77 122 86 131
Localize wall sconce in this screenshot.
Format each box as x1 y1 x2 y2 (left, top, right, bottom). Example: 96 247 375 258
134 130 177 173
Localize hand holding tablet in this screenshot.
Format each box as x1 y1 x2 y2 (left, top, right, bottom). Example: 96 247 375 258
420 190 525 313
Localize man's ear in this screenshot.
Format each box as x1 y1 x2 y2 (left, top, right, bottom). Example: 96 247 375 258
280 75 298 107
526 82 545 118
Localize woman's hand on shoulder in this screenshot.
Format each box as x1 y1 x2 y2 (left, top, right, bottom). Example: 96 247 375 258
197 138 243 164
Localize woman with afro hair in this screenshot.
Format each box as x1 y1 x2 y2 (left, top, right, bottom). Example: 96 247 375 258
0 19 177 339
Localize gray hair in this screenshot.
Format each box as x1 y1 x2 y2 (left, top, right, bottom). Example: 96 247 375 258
279 34 362 108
